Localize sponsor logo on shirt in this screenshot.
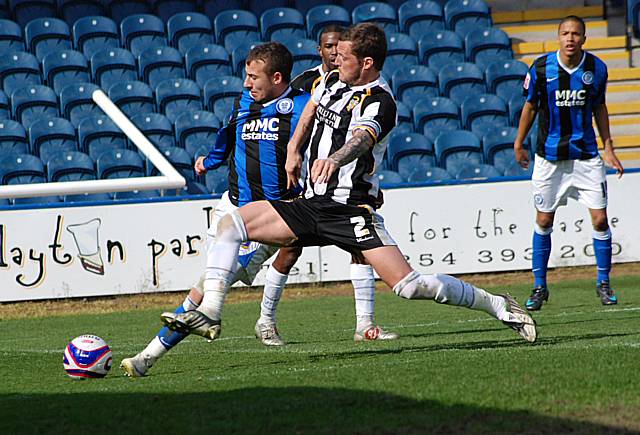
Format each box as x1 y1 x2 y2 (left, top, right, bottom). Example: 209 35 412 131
241 118 280 140
554 89 586 107
316 104 341 128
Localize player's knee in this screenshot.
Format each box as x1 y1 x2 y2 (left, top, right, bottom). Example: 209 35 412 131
216 211 248 243
272 246 302 274
534 222 553 236
591 215 609 232
535 217 554 231
392 271 438 300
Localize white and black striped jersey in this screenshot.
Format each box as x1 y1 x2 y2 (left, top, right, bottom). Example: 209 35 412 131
304 70 397 206
290 64 324 95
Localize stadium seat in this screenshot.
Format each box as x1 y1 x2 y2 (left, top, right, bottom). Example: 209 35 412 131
384 33 418 80
12 193 61 204
153 0 198 22
58 0 106 27
28 117 78 162
78 114 128 160
201 0 244 20
97 148 144 179
138 46 185 89
398 0 444 40
113 189 161 199
212 96 236 120
261 7 305 41
0 89 7 118
470 120 505 140
0 119 29 155
231 40 261 75
46 150 95 182
438 62 485 105
412 96 459 133
485 59 527 98
287 38 322 73
147 146 193 181
352 2 398 33
465 28 512 70
418 30 463 72
72 16 120 60
387 132 435 175
0 153 45 185
482 126 522 170
155 78 203 123
11 0 56 27
10 84 58 128
59 82 102 127
377 169 405 186
247 0 289 18
130 113 175 149
205 165 229 193
42 50 90 94
108 80 155 117
508 93 525 127
0 18 25 54
502 159 533 177
164 180 208 196
395 100 413 133
25 17 72 61
174 110 221 156
120 14 167 57
306 5 350 41
407 166 453 183
63 191 112 202
455 163 501 180
444 0 491 38
434 129 483 173
0 51 41 96
203 75 242 113
460 93 508 131
91 47 137 90
632 0 640 38
392 65 437 107
167 12 214 55
185 43 232 87
106 0 152 25
214 10 259 52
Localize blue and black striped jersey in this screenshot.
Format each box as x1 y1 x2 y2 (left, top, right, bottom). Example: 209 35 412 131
524 51 607 161
203 87 310 206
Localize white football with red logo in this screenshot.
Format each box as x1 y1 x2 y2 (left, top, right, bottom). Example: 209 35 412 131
63 334 112 379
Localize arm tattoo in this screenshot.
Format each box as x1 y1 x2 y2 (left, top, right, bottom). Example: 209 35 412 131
327 130 374 167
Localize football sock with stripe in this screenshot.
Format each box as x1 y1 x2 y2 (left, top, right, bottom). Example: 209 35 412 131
258 265 288 324
532 224 553 288
351 263 375 330
593 229 612 284
145 295 200 360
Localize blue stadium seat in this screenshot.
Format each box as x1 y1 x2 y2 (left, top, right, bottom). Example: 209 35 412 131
214 10 259 52
25 17 72 61
398 0 444 40
247 0 289 18
0 153 45 184
631 0 640 38
470 120 504 140
352 2 398 33
455 163 501 180
106 0 152 25
293 0 331 16
147 146 193 181
153 0 198 22
59 82 102 127
58 0 106 27
0 51 41 96
444 0 491 38
287 38 322 72
261 7 305 41
11 0 56 27
485 59 527 96
231 40 261 75
138 45 185 89
185 43 231 87
482 126 522 169
113 189 161 199
78 114 128 160
130 112 175 149
120 14 167 57
166 180 208 196
438 62 485 105
97 148 144 179
392 65 437 107
28 117 77 162
205 165 229 193
203 75 242 112
407 166 453 183
212 96 236 120
377 169 405 186
502 159 533 177
167 12 214 55
91 47 137 90
155 78 203 123
12 193 61 204
108 80 155 117
387 132 435 174
465 28 512 70
42 49 90 94
460 93 508 130
0 89 7 118
412 96 459 133
434 129 483 173
418 30 463 72
46 150 95 182
10 84 58 128
395 100 413 133
0 18 25 54
306 5 350 41
508 93 525 127
384 33 418 79
174 110 221 156
0 119 29 155
201 0 244 20
72 16 120 59
64 191 112 202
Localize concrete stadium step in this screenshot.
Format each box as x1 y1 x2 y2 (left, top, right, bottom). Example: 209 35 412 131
597 135 640 149
608 67 640 81
516 50 630 69
488 0 604 12
614 149 640 167
602 115 640 137
493 5 603 25
513 36 626 56
607 101 640 116
606 83 640 103
500 20 608 42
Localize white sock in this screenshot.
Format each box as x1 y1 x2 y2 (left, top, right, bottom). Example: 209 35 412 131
351 264 375 329
182 294 199 311
141 337 168 363
259 265 288 324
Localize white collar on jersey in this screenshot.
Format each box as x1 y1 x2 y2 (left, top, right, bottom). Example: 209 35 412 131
556 50 586 75
261 86 292 107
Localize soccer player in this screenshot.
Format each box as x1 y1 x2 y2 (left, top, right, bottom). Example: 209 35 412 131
161 24 537 345
513 16 624 311
290 25 343 94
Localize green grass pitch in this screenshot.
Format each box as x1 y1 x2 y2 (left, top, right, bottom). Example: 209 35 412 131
1 275 639 434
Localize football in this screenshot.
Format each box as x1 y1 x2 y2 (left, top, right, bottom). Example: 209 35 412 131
63 334 113 379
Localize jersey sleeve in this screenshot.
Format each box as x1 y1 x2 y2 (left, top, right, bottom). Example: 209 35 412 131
353 92 397 142
202 124 232 170
523 62 539 106
311 75 325 104
290 72 307 93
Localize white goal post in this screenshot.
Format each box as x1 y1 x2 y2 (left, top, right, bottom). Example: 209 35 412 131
0 89 185 199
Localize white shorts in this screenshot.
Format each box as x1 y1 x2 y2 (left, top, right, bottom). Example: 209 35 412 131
532 155 607 213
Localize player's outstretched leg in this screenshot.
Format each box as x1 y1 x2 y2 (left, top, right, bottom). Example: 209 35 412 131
351 263 398 341
527 223 552 311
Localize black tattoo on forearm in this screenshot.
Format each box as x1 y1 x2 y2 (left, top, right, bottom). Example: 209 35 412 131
327 130 374 167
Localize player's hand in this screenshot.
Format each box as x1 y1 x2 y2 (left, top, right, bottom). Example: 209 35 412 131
285 150 302 189
311 158 338 184
514 144 530 169
602 146 624 178
194 156 207 176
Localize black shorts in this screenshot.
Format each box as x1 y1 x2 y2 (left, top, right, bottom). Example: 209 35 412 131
269 196 396 251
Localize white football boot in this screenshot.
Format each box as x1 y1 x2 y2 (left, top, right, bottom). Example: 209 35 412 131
161 310 221 341
120 353 154 377
500 293 537 343
255 320 285 346
354 325 400 342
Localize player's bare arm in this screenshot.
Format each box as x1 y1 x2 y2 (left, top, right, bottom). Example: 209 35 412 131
312 129 374 184
594 103 624 177
514 102 538 168
285 99 318 188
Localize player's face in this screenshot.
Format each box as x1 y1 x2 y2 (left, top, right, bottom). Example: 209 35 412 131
244 59 278 103
336 41 362 85
558 20 585 59
318 32 340 70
